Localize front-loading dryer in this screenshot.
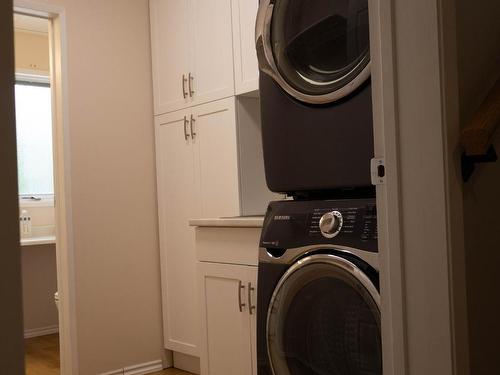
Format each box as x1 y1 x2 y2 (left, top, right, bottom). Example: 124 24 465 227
257 198 381 374
256 0 374 196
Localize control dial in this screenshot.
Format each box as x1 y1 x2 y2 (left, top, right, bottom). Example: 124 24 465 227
319 211 343 238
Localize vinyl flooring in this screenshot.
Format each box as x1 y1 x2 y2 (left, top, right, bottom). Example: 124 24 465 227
25 334 193 375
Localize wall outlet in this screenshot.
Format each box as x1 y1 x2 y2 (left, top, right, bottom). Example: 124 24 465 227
19 209 32 238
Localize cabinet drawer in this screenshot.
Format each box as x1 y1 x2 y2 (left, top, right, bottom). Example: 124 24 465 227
195 227 260 266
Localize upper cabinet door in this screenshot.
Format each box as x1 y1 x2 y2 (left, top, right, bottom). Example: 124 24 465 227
192 97 240 218
190 0 235 106
150 0 192 115
232 0 259 95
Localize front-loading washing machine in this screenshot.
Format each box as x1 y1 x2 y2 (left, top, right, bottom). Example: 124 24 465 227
257 198 381 374
256 0 374 196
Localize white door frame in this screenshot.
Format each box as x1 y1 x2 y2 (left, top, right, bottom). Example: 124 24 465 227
12 0 470 374
370 0 469 373
14 1 79 374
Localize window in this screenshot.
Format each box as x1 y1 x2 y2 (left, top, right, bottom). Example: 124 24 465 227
15 76 54 203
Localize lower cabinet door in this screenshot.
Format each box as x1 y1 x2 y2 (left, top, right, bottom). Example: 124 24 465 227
156 112 200 356
198 262 254 375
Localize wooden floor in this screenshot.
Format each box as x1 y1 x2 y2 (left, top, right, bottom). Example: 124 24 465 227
25 334 60 375
25 334 193 375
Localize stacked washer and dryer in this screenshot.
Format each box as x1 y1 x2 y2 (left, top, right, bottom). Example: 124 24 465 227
255 1 382 374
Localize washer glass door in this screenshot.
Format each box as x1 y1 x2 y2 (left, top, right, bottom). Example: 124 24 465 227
271 0 370 96
267 255 381 375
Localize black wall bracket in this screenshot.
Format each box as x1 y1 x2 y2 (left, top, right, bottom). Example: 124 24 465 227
461 145 498 182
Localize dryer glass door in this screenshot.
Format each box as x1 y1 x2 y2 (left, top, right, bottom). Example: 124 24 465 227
267 256 381 375
271 0 370 96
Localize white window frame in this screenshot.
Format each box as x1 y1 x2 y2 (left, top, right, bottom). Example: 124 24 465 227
15 72 55 208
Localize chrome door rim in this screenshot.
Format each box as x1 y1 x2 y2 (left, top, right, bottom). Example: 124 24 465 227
265 253 380 375
255 0 371 105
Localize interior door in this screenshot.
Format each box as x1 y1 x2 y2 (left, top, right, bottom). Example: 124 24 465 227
150 0 192 114
192 97 240 218
191 0 235 105
156 111 200 356
198 262 253 375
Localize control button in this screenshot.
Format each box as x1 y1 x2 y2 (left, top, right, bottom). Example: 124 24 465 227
319 211 343 239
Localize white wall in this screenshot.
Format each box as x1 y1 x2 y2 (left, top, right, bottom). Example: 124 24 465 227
456 1 500 374
18 0 164 373
0 1 25 373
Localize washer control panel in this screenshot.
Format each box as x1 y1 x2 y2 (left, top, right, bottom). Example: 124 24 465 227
260 198 378 253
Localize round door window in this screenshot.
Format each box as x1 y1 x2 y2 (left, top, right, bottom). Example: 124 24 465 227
271 0 370 96
267 255 381 375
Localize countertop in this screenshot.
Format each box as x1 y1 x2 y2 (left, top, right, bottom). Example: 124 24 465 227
21 235 56 247
20 226 56 247
189 216 265 228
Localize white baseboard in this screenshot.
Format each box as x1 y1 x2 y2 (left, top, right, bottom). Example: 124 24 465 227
24 325 59 339
100 359 163 375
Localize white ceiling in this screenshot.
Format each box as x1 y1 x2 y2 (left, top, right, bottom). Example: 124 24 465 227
14 14 49 34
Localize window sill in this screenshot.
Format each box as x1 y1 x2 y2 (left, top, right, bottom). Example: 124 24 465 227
19 196 55 208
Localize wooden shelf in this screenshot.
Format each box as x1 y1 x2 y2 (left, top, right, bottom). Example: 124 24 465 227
461 78 500 156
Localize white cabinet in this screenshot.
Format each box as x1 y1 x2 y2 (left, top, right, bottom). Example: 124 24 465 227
150 0 235 115
194 100 240 218
191 0 235 106
195 226 261 375
150 0 192 114
155 110 201 356
155 96 273 356
198 262 257 375
231 0 260 95
156 98 242 355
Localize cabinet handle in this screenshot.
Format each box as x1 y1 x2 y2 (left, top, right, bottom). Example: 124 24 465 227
188 72 195 97
183 116 190 140
247 282 256 315
182 74 188 99
238 280 246 312
190 115 196 139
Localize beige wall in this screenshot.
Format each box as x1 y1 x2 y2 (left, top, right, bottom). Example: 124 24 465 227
22 245 58 331
456 1 500 374
0 1 25 373
20 0 164 373
14 30 50 73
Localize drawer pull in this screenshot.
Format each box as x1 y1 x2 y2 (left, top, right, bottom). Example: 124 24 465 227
190 115 196 139
188 72 195 97
248 282 255 315
238 280 246 312
183 116 190 140
182 74 188 98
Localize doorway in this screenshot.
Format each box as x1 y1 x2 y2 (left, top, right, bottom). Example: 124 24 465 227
13 2 78 374
14 12 60 375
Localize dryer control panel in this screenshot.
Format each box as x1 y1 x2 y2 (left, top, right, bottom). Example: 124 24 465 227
260 198 378 253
